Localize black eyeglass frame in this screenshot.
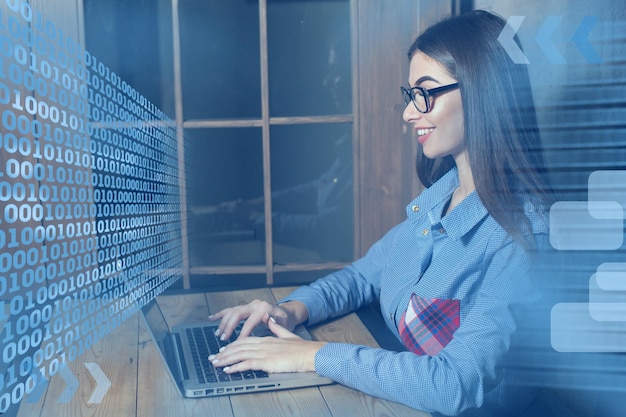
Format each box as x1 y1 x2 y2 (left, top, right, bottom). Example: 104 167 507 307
401 83 460 113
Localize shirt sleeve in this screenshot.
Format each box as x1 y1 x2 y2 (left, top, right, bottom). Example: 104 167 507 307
279 222 404 324
314 238 535 416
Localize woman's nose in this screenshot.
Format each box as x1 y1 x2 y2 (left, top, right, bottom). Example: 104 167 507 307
402 102 421 123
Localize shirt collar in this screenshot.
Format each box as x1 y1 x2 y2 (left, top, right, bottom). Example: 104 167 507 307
441 191 488 240
406 167 489 241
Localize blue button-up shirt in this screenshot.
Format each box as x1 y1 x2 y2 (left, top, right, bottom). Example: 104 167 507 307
281 167 549 416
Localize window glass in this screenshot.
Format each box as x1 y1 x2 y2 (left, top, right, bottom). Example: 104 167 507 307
186 128 265 266
84 0 175 118
270 123 353 263
180 0 261 120
268 0 352 117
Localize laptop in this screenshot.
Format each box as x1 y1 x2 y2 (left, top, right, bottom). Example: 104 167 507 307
140 297 334 398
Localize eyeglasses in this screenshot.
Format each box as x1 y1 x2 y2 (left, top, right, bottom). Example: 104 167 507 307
401 83 460 113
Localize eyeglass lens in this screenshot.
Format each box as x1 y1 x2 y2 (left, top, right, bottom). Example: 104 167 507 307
402 87 428 112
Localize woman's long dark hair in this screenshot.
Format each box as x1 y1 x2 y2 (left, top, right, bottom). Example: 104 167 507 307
409 10 552 247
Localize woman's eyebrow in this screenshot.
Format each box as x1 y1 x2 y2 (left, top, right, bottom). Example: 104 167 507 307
413 75 440 86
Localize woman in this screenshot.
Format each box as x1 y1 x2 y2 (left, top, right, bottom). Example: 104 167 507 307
209 10 552 416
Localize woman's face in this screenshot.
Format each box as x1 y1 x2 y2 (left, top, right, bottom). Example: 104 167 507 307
403 52 465 161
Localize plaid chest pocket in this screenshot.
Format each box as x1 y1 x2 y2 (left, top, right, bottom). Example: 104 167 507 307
399 293 460 356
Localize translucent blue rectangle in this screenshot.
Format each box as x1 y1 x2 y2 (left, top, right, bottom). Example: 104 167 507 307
549 201 623 250
551 303 626 352
596 262 626 291
589 274 626 321
588 170 626 218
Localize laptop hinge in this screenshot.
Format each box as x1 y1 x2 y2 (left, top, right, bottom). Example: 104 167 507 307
172 333 190 380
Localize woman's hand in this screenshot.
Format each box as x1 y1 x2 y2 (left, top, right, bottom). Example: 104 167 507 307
208 299 308 341
210 313 327 374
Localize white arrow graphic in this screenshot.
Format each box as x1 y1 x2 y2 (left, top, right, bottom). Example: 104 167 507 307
57 364 79 403
498 16 530 64
85 362 112 404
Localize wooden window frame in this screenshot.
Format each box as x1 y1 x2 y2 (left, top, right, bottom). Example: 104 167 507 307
172 0 360 288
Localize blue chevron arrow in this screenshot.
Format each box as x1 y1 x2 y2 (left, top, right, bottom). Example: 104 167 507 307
498 16 530 64
26 369 49 403
573 16 602 64
535 16 566 64
57 364 79 403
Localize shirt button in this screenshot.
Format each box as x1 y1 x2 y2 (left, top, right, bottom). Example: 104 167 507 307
439 228 445 234
422 229 429 236
411 205 420 212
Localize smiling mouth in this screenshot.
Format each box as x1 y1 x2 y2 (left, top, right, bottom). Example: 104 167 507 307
417 127 435 137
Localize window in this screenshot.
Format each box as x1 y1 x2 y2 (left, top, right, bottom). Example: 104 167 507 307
85 0 355 287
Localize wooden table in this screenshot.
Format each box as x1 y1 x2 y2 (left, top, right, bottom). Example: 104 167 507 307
18 287 430 417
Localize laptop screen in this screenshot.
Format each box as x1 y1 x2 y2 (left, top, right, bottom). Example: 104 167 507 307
140 299 184 388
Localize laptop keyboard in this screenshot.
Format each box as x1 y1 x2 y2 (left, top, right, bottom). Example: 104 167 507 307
186 325 269 384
